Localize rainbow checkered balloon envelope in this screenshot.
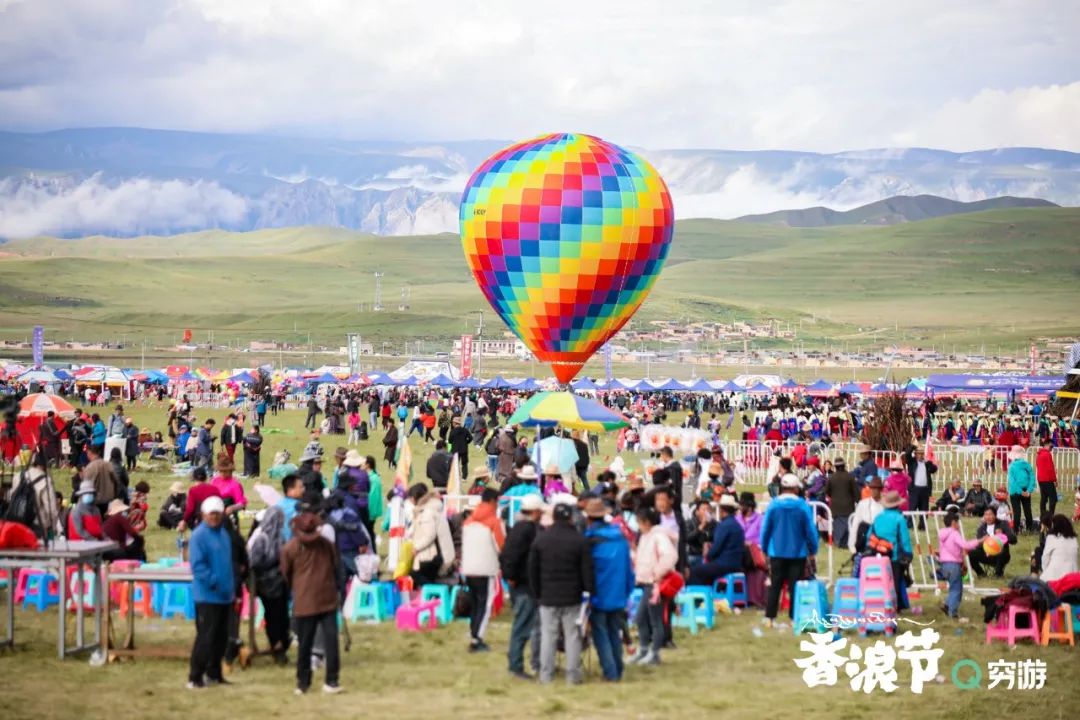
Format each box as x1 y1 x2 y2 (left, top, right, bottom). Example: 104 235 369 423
460 133 674 384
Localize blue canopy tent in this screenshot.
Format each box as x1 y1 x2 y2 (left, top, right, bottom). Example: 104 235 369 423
925 373 1063 395
718 381 745 393
229 371 257 384
838 382 864 395
779 378 801 390
600 378 630 391
54 369 73 381
458 376 482 389
308 373 339 385
571 377 600 391
682 378 714 392
365 372 393 385
805 379 835 394
745 382 773 394
177 371 201 382
627 379 655 391
513 377 542 391
427 374 457 388
902 382 924 395
650 378 686 392
485 375 515 389
394 376 419 387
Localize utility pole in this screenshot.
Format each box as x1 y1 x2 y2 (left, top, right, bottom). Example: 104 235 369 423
373 271 384 311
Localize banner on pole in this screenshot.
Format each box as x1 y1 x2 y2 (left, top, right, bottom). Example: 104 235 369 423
603 342 613 382
460 334 474 378
32 325 44 369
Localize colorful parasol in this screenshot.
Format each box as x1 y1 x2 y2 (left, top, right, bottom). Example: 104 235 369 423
507 390 628 432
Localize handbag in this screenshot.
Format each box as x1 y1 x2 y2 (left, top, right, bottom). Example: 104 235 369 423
658 570 684 599
254 567 287 600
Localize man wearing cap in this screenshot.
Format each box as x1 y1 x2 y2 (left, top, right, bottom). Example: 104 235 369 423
159 480 188 530
102 497 146 561
195 419 217 470
904 446 937 519
583 497 633 682
687 494 745 587
848 478 884 553
329 446 348 487
500 493 544 679
760 474 819 625
68 479 105 540
964 478 992 517
825 457 859 549
188 496 235 689
297 447 325 506
528 502 594 685
851 444 878 489
503 464 542 502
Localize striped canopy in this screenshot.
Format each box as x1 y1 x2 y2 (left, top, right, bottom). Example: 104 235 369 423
507 391 628 432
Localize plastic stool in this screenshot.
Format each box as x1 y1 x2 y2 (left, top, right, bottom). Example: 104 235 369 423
713 573 748 609
831 578 860 624
349 582 390 622
793 580 829 635
420 584 453 625
395 599 441 631
67 568 99 612
159 583 196 620
22 570 61 612
1040 603 1074 647
14 568 43 605
684 585 716 629
107 560 142 604
374 581 401 613
0 569 9 590
986 604 1040 647
118 581 155 618
239 585 264 625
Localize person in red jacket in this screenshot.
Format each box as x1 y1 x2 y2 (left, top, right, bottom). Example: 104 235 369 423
1035 445 1058 517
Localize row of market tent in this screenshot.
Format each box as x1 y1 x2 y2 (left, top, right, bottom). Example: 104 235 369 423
2 361 1062 398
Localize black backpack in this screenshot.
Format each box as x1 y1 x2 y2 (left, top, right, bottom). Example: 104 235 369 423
484 433 500 456
5 472 43 538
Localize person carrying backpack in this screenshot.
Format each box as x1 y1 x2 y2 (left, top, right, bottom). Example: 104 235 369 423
6 454 61 539
327 472 372 587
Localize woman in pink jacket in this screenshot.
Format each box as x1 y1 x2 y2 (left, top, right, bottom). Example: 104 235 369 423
884 458 910 512
630 507 677 667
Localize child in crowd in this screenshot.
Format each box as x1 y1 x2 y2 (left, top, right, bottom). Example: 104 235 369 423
128 480 150 533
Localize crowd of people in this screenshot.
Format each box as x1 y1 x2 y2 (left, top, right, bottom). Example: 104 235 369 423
2 380 1079 696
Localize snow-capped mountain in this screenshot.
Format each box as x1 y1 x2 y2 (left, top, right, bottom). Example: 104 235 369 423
0 128 1076 238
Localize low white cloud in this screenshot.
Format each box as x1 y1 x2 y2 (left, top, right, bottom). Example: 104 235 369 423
0 174 248 237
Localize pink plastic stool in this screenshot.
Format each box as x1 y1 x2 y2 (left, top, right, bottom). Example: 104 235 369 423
986 604 1040 646
107 560 143 604
395 599 441 631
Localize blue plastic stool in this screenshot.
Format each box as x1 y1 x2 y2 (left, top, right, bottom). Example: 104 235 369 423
673 586 714 633
22 571 61 612
1072 604 1080 637
793 580 829 635
374 581 400 613
831 578 860 626
159 583 196 620
350 582 391 622
67 569 99 612
420 584 453 625
713 573 748 608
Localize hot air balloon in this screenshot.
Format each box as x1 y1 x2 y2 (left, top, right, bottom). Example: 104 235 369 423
460 133 674 384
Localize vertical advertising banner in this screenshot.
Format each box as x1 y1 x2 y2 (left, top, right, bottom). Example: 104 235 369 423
603 342 613 382
32 325 44 369
1029 344 1036 375
460 334 474 378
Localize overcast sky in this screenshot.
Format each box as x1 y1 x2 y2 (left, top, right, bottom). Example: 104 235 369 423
1 0 1078 151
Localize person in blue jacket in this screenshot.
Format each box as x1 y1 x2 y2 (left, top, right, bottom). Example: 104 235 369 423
187 495 235 689
760 475 819 624
868 490 913 610
687 494 745 586
583 498 634 682
1006 445 1037 532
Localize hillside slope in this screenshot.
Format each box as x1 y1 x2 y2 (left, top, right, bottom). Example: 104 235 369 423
735 195 1058 227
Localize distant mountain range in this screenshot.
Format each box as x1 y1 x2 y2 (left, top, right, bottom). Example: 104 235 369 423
735 194 1058 227
0 127 1077 238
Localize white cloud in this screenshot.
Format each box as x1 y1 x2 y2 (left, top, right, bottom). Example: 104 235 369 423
0 174 248 237
0 0 1078 152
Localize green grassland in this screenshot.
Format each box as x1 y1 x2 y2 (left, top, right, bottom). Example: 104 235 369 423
0 208 1078 356
2 404 1077 719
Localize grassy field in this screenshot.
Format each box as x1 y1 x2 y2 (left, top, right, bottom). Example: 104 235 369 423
2 404 1078 719
1 208 1077 355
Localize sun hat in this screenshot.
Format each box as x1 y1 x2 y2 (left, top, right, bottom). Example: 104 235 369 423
516 465 539 482
1008 445 1026 461
106 498 129 515
168 481 185 494
520 494 545 512
718 494 739 510
75 479 95 496
334 447 348 460
707 461 723 476
201 496 225 515
881 490 904 509
471 466 491 479
343 449 364 467
299 447 322 463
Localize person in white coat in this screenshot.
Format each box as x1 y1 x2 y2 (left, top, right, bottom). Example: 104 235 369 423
1040 514 1079 582
848 477 885 553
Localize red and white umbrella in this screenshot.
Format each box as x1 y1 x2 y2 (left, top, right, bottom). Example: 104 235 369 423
18 393 77 419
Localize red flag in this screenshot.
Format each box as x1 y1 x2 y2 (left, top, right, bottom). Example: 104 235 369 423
925 431 936 462
182 328 192 344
